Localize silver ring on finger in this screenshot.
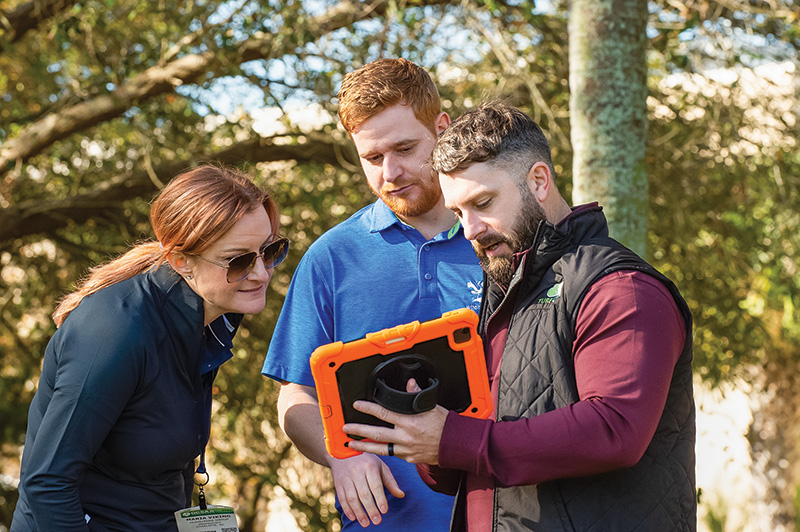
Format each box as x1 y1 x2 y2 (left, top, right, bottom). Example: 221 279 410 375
388 442 394 457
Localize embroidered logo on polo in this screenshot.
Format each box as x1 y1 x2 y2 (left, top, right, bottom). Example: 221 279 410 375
536 282 563 304
467 280 483 312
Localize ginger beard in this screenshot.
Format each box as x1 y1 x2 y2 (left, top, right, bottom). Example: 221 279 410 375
373 167 442 218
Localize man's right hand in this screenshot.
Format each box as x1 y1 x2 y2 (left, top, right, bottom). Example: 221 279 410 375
328 453 404 527
278 382 404 527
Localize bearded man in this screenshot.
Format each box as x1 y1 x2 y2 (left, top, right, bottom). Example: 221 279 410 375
342 102 697 532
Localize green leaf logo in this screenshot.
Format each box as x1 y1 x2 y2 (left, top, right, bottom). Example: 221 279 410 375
546 282 563 298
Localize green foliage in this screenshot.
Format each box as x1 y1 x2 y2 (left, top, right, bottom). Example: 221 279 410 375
703 501 729 532
646 2 799 383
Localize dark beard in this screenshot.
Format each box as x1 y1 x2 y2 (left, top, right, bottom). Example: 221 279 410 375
474 189 545 289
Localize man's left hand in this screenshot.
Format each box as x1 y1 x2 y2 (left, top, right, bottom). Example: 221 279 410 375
342 399 448 466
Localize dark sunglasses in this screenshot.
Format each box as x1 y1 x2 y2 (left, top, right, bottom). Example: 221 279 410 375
192 237 289 283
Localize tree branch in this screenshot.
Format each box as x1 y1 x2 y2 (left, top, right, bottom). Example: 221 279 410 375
0 134 355 241
0 0 78 52
0 0 454 179
0 52 216 176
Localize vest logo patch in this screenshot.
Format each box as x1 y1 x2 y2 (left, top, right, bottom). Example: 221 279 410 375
537 282 563 304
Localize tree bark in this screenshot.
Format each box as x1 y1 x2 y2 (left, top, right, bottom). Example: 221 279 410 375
569 0 649 255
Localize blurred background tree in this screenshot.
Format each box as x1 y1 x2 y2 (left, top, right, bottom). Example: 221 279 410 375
0 0 797 530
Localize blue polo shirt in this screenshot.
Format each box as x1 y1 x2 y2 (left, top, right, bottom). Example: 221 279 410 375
263 199 482 531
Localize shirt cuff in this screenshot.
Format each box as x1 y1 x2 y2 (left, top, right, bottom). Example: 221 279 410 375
438 410 493 473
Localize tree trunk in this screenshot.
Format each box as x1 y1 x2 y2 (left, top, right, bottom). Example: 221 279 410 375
568 0 648 256
749 354 800 530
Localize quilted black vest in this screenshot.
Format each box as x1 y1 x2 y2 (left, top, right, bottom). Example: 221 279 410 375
466 206 696 532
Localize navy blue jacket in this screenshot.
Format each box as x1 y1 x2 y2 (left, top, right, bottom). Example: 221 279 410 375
11 265 240 532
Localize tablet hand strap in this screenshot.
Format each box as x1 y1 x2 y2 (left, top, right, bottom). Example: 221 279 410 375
369 354 440 414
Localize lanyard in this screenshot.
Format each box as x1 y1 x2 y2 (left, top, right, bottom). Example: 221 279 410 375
195 364 214 510
195 452 209 510
192 321 232 511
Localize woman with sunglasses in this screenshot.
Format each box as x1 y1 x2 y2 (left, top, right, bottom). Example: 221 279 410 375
11 164 289 532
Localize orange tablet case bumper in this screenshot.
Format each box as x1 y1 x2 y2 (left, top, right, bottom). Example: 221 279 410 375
310 308 493 459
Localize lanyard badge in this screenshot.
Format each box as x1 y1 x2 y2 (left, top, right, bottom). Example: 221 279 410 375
174 506 238 532
174 453 240 532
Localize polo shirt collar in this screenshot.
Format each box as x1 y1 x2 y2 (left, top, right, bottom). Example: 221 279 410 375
150 264 204 328
367 198 463 241
202 316 234 375
368 199 404 233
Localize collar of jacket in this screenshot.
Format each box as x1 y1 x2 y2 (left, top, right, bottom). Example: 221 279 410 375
502 204 609 295
147 263 206 337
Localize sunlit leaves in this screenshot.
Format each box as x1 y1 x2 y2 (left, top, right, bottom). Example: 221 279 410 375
647 23 799 385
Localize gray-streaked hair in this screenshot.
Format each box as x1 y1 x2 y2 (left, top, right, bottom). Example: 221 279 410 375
431 102 555 185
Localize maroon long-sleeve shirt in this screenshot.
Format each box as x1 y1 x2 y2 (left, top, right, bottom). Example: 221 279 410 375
418 259 685 532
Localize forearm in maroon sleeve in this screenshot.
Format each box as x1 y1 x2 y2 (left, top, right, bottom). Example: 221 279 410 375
437 271 686 487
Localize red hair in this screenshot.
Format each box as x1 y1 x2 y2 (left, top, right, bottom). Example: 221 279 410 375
338 58 441 134
53 165 279 326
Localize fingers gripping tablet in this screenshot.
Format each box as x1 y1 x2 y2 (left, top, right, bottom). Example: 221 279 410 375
310 308 492 459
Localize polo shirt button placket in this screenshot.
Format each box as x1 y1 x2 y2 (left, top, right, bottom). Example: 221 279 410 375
418 242 436 298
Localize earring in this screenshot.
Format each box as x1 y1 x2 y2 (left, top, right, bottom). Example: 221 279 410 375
185 274 193 281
